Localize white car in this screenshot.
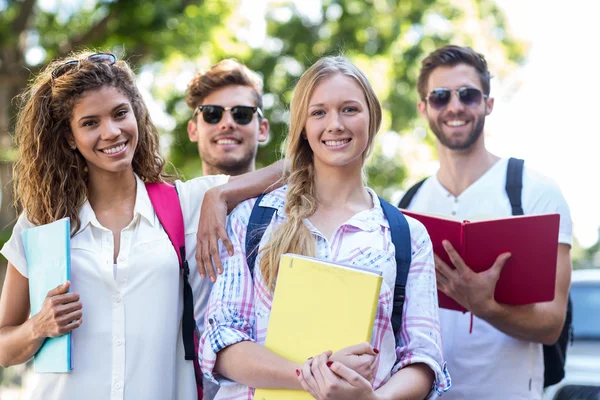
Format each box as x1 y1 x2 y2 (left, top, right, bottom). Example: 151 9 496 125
544 268 600 400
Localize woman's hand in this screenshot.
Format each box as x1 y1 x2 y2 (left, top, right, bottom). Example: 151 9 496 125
196 186 234 282
32 281 82 339
329 342 378 382
298 351 379 400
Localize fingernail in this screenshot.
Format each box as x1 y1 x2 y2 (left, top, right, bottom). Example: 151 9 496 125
326 361 333 367
373 348 379 354
307 357 313 360
295 369 300 376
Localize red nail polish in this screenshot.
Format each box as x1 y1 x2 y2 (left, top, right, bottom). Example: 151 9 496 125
373 348 379 354
326 361 333 367
296 369 300 376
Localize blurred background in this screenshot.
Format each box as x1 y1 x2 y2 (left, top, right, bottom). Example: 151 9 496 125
0 0 598 396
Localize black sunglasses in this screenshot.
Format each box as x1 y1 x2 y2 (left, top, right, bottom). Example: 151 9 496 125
51 53 117 79
425 87 488 110
194 105 263 125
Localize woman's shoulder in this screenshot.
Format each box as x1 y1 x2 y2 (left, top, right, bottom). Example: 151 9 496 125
230 186 288 225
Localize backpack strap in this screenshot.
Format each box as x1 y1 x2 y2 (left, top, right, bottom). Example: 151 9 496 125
398 178 428 209
244 193 412 344
145 182 195 360
506 158 525 216
245 194 276 277
378 196 412 340
146 182 203 398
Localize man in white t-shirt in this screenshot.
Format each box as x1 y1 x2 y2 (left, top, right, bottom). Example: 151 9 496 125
402 45 572 399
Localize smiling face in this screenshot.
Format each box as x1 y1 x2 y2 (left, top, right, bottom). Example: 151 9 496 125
69 86 138 177
418 63 494 151
304 73 370 173
187 85 268 176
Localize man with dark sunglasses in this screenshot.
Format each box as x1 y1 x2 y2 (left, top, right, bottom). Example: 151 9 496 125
399 45 572 399
185 59 269 399
186 59 269 177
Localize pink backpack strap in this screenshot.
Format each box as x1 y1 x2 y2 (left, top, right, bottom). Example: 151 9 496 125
145 182 203 399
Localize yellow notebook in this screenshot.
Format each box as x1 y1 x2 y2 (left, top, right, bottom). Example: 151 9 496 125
254 253 383 400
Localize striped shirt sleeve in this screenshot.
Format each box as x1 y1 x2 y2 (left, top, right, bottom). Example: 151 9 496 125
199 199 258 385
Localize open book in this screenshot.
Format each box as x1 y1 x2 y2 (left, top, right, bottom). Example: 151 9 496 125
254 253 382 400
22 217 72 373
401 210 560 312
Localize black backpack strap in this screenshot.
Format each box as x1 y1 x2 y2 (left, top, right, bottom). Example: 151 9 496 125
378 196 412 342
506 158 524 216
504 157 572 387
398 178 428 209
245 194 276 276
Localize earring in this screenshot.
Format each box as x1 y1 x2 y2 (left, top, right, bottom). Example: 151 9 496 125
70 144 76 150
83 165 88 173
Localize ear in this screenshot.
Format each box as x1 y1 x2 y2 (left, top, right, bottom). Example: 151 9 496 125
485 96 494 116
66 135 76 150
417 100 428 119
257 118 269 143
187 119 199 142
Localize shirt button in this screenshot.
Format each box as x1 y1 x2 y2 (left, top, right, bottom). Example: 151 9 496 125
114 382 123 390
113 295 122 303
208 318 214 325
115 338 123 346
451 211 457 216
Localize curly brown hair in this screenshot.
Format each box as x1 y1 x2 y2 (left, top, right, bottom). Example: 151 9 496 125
13 50 170 234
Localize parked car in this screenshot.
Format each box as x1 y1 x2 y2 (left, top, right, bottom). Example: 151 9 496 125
544 268 600 400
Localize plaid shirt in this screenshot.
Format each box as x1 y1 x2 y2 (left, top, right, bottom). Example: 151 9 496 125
200 186 451 399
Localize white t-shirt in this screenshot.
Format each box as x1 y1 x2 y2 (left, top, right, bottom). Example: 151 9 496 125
0 173 228 400
407 158 572 400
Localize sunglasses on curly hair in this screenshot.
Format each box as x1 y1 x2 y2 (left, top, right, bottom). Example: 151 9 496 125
194 105 263 125
51 53 117 79
425 87 488 110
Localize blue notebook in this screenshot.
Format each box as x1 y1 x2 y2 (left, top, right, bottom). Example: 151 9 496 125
22 217 72 373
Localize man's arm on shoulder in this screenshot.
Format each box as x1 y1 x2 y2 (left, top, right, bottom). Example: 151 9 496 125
479 243 571 345
196 160 285 281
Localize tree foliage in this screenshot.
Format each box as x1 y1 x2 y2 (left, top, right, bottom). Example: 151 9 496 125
162 0 525 198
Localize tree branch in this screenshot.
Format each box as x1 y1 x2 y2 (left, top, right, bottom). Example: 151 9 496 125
59 11 115 57
12 0 37 37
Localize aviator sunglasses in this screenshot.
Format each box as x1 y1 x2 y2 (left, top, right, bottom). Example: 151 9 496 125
51 52 117 79
194 105 263 125
425 87 488 110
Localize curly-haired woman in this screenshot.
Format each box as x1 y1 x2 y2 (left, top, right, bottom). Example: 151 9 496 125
0 51 280 400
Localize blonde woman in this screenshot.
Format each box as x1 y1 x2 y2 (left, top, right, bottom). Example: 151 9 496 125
200 56 451 399
0 51 280 400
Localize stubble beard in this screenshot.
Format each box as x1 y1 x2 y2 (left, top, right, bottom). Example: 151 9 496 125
429 113 486 151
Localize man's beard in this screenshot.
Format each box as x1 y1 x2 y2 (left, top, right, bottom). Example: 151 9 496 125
429 113 486 151
201 147 257 176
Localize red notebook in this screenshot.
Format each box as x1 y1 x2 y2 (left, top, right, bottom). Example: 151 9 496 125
401 210 560 312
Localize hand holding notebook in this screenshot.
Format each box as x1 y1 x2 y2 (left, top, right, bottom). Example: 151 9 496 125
22 217 75 373
400 210 560 312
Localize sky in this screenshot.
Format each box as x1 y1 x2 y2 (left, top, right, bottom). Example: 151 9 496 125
490 0 600 247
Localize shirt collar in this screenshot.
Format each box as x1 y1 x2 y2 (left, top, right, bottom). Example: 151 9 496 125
259 185 389 233
75 174 156 235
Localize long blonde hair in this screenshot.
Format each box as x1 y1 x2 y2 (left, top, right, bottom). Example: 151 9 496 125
259 56 382 290
13 50 170 234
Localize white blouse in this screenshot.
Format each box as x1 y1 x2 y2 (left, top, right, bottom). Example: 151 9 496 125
1 174 228 400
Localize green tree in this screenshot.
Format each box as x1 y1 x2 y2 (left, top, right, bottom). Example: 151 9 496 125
0 0 237 227
165 0 526 200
